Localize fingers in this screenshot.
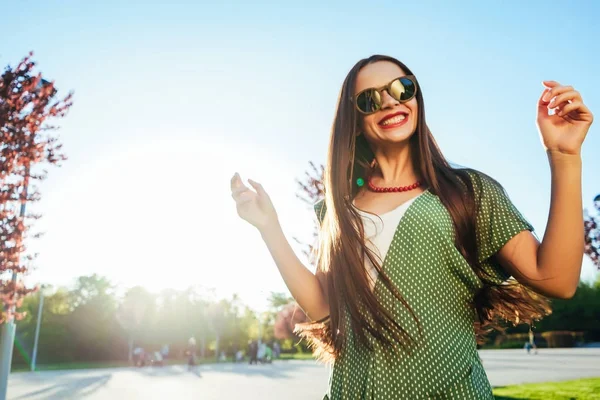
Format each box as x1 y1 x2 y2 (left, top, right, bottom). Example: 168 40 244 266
231 186 249 199
230 174 268 206
539 81 583 112
235 192 255 205
248 179 267 197
538 81 593 121
546 87 578 107
230 173 252 202
231 185 247 195
540 80 560 105
543 84 571 101
558 100 592 118
542 80 560 89
557 100 581 117
549 90 581 109
230 172 246 190
232 187 255 207
230 173 250 196
538 81 559 109
540 81 562 100
538 88 552 110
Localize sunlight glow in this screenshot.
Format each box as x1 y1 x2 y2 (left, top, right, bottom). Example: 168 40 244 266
27 136 315 311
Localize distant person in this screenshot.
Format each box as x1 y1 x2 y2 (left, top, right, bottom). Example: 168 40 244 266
248 340 258 365
161 344 169 360
257 341 266 363
272 341 280 359
187 337 197 370
152 351 164 366
231 55 593 398
235 350 244 363
528 330 538 355
133 346 145 367
264 345 273 364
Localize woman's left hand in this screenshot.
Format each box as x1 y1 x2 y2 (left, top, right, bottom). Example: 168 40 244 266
537 81 594 156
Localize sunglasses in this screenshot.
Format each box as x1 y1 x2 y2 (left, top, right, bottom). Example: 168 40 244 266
353 75 418 115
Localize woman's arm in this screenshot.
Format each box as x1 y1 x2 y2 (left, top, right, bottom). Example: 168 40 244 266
260 222 330 321
497 153 582 299
496 81 593 299
230 173 329 320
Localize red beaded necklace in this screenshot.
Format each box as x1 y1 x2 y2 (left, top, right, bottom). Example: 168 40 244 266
367 177 422 193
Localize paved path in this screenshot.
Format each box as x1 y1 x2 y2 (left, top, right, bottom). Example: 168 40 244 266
7 349 600 399
481 348 600 387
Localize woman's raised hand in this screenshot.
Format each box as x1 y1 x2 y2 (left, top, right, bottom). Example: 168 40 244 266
230 173 278 232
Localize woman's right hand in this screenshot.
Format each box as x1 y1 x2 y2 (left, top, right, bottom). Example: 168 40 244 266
230 173 278 232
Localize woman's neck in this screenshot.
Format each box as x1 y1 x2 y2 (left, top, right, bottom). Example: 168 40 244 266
371 144 419 185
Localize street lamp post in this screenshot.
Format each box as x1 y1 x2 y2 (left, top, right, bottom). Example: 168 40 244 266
0 180 28 398
0 325 15 400
31 285 50 372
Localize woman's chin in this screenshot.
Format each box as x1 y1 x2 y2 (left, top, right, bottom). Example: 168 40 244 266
377 127 416 144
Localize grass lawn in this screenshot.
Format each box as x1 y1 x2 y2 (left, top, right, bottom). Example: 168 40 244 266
12 360 132 373
278 352 316 361
493 378 600 399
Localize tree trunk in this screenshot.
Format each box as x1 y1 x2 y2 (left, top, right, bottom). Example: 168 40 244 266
128 335 134 364
215 333 220 360
200 335 205 359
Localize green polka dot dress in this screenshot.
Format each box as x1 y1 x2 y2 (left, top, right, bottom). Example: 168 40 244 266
315 171 533 399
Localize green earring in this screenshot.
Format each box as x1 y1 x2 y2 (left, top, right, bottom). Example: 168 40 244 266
356 177 365 187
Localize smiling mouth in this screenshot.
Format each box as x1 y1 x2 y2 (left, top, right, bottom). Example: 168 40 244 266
378 112 408 129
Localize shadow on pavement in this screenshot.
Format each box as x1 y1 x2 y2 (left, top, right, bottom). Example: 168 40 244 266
11 373 111 400
135 365 202 378
200 360 321 379
133 361 319 380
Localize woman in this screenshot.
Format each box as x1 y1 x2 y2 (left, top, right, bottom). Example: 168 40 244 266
230 55 593 399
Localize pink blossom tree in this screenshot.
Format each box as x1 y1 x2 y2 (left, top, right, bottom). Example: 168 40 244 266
0 52 72 323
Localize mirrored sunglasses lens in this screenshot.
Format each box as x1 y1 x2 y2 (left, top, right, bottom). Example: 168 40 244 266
357 90 381 113
390 78 416 101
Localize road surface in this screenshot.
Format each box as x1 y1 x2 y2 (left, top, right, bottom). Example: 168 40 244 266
8 348 600 399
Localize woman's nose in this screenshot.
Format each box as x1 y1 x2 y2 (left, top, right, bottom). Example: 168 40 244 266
380 90 399 109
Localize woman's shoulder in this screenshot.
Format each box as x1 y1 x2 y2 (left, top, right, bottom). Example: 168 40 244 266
454 167 505 197
457 167 497 185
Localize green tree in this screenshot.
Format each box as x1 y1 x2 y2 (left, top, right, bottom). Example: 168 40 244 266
7 275 272 366
268 292 294 310
66 275 122 362
116 286 154 363
535 281 600 341
68 275 114 310
220 294 253 354
13 287 73 366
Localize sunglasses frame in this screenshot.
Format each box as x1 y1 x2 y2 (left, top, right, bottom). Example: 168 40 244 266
353 75 418 115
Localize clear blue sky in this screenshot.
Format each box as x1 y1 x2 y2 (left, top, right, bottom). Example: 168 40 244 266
2 0 599 310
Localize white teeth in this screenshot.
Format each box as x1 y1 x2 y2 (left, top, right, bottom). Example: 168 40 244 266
381 114 406 126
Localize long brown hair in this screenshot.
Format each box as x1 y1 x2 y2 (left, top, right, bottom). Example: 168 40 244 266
297 55 550 362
